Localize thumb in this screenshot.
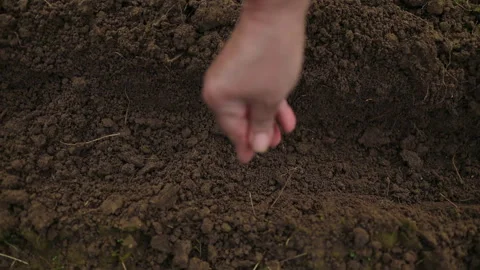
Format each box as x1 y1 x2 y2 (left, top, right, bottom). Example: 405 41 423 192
249 101 280 153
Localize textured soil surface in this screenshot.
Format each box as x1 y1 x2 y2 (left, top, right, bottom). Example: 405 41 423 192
1 0 480 269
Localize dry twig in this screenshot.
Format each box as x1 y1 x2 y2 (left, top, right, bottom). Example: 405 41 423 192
60 133 121 146
280 253 308 263
452 154 465 185
0 252 28 265
440 193 459 210
270 171 295 210
124 88 131 126
165 53 183 63
249 192 256 217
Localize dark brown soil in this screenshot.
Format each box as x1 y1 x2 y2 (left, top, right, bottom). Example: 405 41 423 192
1 0 479 269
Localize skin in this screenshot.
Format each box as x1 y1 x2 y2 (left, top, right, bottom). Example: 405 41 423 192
202 0 310 163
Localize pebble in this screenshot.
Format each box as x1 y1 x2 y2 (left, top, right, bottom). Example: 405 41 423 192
31 134 47 147
151 234 171 253
400 150 424 170
221 222 232 233
102 118 115 128
371 241 382 250
11 159 25 171
427 0 445 15
120 163 136 176
122 235 137 249
382 253 392 264
404 251 417 264
347 260 361 270
173 240 192 269
188 258 210 270
37 155 53 170
99 195 124 215
182 127 192 138
353 227 370 248
201 218 214 234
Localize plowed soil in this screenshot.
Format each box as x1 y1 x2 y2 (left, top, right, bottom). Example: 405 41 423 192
1 0 479 269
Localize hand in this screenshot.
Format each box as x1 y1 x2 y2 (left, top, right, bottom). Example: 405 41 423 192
202 0 309 163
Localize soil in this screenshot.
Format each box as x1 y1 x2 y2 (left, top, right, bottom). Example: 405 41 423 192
1 0 479 269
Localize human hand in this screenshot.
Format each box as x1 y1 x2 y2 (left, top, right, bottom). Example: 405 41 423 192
202 0 309 163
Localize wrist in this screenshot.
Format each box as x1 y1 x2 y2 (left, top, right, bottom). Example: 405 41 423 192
241 0 310 24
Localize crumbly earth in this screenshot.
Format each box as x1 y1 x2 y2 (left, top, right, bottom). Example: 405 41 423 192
1 0 479 269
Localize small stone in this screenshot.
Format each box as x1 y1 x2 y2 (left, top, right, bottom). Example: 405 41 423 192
37 155 53 170
385 33 398 42
71 77 87 90
221 222 232 233
102 118 115 128
121 163 136 175
149 184 180 210
347 260 361 270
117 216 144 231
188 257 210 270
392 247 403 254
265 260 281 270
201 183 212 195
371 241 382 250
382 253 392 264
400 150 424 170
201 218 214 234
353 227 370 248
439 22 450 32
418 231 437 248
391 259 405 269
138 160 165 176
173 240 192 269
404 251 417 263
11 159 26 171
151 234 171 252
31 134 47 147
99 195 124 215
19 0 28 10
118 152 144 168
186 137 199 147
122 235 137 249
182 127 192 138
427 0 445 15
140 145 152 154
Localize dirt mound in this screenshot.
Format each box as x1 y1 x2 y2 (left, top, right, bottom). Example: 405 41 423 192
1 0 479 269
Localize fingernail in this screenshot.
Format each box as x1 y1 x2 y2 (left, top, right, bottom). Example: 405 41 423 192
252 133 270 153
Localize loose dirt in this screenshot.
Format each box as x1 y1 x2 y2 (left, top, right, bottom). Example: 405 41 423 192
1 0 479 269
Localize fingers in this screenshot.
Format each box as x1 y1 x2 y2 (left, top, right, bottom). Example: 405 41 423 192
249 101 280 153
270 124 282 148
214 102 255 163
276 100 297 133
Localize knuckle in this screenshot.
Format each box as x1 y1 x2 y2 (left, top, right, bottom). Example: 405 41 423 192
201 73 226 108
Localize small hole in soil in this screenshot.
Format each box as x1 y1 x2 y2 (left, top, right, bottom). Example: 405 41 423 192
183 5 196 22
